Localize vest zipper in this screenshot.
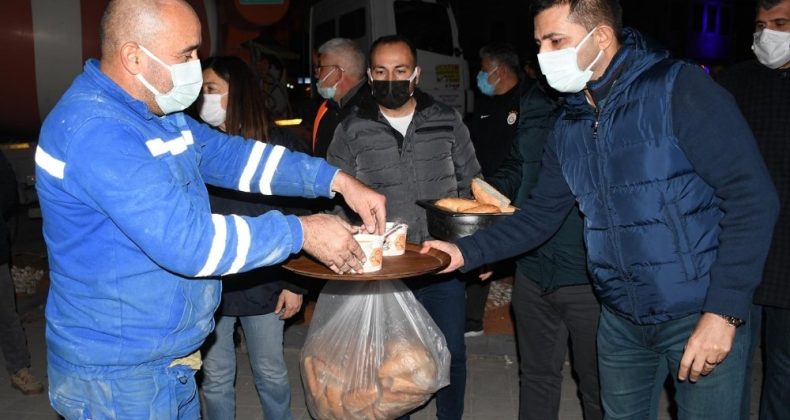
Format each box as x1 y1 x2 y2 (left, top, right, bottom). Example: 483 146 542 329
593 82 639 318
593 92 631 283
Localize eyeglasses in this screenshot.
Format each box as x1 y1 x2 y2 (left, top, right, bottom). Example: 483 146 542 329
313 64 344 78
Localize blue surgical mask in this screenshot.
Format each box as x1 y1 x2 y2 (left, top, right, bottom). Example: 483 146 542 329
136 44 203 114
317 68 340 100
476 66 499 96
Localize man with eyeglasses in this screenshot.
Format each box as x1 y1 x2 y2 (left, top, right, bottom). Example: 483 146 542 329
312 38 369 158
326 34 481 419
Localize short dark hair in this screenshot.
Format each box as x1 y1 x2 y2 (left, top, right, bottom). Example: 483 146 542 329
758 0 784 10
202 56 271 142
532 0 623 39
370 35 418 66
479 43 521 75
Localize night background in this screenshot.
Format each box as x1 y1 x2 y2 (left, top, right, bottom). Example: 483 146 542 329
0 0 767 140
268 0 764 81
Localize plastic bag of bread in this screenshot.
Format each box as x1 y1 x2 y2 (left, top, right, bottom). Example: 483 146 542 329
300 280 450 420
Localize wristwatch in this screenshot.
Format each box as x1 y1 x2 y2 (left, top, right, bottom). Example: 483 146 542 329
713 313 745 328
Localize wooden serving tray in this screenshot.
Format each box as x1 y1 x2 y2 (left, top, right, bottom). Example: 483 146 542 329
282 243 450 281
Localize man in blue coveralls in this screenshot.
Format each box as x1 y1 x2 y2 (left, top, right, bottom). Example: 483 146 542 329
35 0 386 418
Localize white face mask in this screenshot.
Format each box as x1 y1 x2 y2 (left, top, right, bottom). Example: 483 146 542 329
135 45 203 114
752 29 790 69
537 27 604 93
199 93 228 127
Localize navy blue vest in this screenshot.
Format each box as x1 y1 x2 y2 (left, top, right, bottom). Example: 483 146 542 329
554 53 723 324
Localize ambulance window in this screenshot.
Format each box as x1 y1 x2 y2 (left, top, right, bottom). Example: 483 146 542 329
394 1 453 56
315 20 336 49
339 8 366 40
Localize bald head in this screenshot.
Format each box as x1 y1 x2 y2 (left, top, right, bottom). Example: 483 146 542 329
98 0 201 115
100 0 198 58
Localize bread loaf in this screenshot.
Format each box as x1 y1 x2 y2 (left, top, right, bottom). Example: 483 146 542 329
374 389 429 419
325 382 345 419
464 204 501 214
434 197 479 212
385 376 430 395
303 356 323 397
342 387 379 419
378 340 434 379
471 178 511 209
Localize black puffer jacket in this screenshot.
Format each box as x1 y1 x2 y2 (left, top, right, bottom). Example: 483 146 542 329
327 89 481 243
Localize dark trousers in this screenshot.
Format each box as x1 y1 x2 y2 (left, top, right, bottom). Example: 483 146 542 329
464 279 490 331
512 271 602 420
401 274 467 420
760 306 790 420
465 261 514 331
741 304 762 420
0 263 31 374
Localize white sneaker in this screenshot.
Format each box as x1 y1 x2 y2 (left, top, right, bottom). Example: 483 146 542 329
464 329 484 338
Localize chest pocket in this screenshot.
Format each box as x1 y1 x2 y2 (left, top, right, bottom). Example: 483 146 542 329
413 125 454 157
415 125 453 137
145 133 201 186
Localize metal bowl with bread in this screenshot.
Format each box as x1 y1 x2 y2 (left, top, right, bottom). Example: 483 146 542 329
417 179 516 241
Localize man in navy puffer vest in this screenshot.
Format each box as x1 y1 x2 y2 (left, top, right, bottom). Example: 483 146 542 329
422 0 779 418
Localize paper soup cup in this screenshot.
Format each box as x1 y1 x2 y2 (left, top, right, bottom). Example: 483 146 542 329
353 233 384 273
383 222 408 256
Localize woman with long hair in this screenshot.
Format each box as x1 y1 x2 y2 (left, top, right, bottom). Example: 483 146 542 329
197 55 307 420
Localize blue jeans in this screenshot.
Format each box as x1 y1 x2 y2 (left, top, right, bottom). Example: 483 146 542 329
400 274 466 420
598 307 751 420
759 306 790 420
201 313 292 420
48 361 199 419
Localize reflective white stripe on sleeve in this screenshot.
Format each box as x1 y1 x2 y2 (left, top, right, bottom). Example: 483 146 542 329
181 130 194 145
224 215 251 275
35 146 65 179
238 141 265 192
258 145 285 195
145 136 190 157
196 214 228 277
145 138 167 156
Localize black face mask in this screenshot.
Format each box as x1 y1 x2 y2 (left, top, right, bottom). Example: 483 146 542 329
370 80 413 109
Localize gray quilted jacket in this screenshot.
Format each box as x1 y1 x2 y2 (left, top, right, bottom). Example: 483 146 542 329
327 89 481 243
